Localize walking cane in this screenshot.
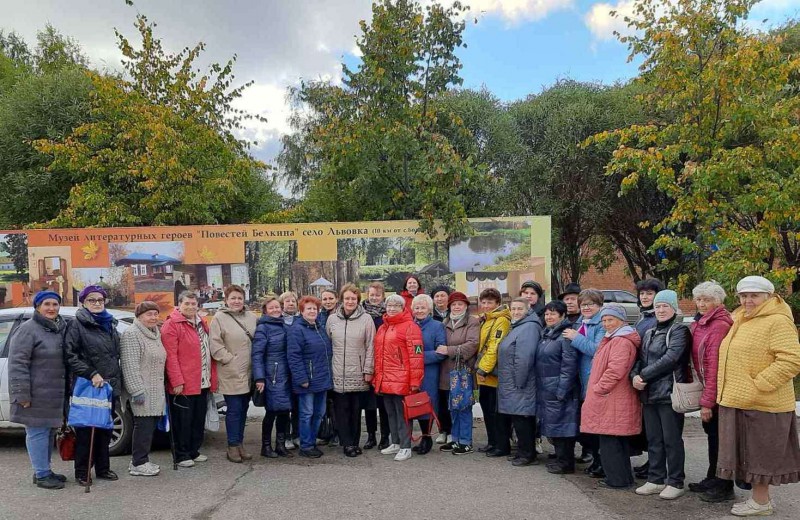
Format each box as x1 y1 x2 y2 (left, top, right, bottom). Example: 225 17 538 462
85 427 95 493
165 397 178 470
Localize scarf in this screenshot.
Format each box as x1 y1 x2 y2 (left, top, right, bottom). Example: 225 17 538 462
449 311 466 324
91 310 114 333
362 301 385 319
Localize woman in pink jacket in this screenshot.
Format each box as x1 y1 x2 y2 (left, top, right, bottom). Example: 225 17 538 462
580 303 642 490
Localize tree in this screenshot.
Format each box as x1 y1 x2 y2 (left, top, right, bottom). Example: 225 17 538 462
590 0 800 299
278 0 485 238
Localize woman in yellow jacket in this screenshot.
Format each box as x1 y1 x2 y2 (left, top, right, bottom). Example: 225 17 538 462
716 276 800 517
475 288 512 455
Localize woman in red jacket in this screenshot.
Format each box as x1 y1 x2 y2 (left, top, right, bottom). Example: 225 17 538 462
162 292 218 468
373 294 424 462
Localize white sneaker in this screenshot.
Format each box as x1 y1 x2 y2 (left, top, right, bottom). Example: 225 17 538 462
659 486 685 500
636 482 666 496
435 433 447 444
193 454 208 462
446 434 453 444
285 439 296 450
535 438 544 454
145 462 160 473
129 462 159 476
177 459 195 468
380 443 401 455
731 498 774 517
394 448 412 461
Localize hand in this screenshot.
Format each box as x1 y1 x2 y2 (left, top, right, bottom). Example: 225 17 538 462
562 328 578 340
91 373 104 388
364 374 374 383
132 393 146 405
255 381 265 392
173 384 184 395
632 375 647 391
19 401 31 408
410 386 419 393
435 345 449 355
700 406 713 423
476 374 486 384
301 382 309 388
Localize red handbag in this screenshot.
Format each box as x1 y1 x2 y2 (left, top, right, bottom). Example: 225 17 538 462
56 426 76 461
402 392 440 442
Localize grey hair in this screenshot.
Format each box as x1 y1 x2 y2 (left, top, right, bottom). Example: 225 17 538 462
178 291 198 304
411 294 433 313
510 297 530 307
692 281 726 304
385 294 406 308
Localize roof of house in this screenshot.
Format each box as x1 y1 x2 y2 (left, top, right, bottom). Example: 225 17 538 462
114 252 181 266
309 277 333 287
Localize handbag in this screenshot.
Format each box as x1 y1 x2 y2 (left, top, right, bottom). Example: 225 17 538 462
403 392 440 441
251 386 266 407
670 327 704 413
449 353 475 412
205 393 220 432
56 424 76 461
67 377 114 429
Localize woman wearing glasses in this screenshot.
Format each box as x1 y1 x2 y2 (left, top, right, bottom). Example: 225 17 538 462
64 285 122 485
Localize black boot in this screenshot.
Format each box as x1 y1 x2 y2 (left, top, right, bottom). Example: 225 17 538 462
378 436 391 450
364 433 378 450
261 438 278 458
275 433 292 458
417 436 433 455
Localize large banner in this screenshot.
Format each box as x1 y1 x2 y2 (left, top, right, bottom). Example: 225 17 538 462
0 216 550 315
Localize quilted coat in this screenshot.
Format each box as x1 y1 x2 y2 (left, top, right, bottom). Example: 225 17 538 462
326 305 376 393
630 318 691 405
476 306 512 388
690 305 732 409
373 309 424 396
496 312 542 417
252 315 292 411
287 317 333 395
535 319 580 438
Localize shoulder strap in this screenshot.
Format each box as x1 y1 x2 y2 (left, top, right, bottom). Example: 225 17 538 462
226 312 254 340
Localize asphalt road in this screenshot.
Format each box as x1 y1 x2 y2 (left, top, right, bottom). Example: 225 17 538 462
0 417 798 520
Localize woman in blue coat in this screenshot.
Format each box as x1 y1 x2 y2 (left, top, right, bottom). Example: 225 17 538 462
411 294 447 455
536 301 580 474
287 296 333 458
252 296 293 458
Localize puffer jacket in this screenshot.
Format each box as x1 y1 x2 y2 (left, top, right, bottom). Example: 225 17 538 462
327 305 376 393
630 317 691 405
373 309 424 396
476 305 512 388
64 308 122 394
496 312 541 417
287 317 333 394
120 319 166 417
438 314 481 391
9 312 67 428
571 312 605 399
209 307 258 395
635 307 657 339
690 305 732 409
535 319 580 438
252 315 291 411
717 296 800 413
162 308 218 395
415 315 447 414
580 327 641 436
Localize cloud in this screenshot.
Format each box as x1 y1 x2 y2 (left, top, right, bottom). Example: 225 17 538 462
584 0 636 41
463 0 574 23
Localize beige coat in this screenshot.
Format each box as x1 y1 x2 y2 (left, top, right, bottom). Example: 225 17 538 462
438 314 481 391
209 307 258 395
326 305 376 393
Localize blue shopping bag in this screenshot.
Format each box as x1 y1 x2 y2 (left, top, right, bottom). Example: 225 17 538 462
157 399 170 432
67 377 114 430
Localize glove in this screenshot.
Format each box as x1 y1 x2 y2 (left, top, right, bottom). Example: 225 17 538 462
132 393 146 405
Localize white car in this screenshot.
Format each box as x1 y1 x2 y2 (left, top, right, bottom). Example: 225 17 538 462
0 307 136 456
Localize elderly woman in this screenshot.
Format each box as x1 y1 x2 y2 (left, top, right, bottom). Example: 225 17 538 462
536 301 580 474
252 295 292 458
410 293 447 455
65 285 121 485
9 291 68 489
327 284 375 457
209 285 258 463
361 282 388 450
631 290 691 500
716 276 800 517
120 301 166 477
279 290 300 449
430 285 451 322
373 294 424 461
687 281 734 502
279 291 299 326
580 303 642 490
564 288 606 475
496 297 542 465
287 296 333 459
436 291 481 455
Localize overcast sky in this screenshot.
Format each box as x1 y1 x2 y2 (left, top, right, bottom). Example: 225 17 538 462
5 0 799 172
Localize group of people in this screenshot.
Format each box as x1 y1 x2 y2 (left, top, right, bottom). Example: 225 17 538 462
8 273 800 517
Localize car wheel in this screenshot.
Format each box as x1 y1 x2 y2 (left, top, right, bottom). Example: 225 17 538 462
109 403 133 457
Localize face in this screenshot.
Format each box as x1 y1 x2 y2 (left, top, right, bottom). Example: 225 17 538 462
654 302 676 322
580 300 601 318
601 315 624 332
179 297 198 318
479 298 499 313
511 302 529 322
449 300 467 315
301 302 318 322
563 294 579 314
639 290 657 307
385 300 403 317
38 299 60 320
738 292 769 315
265 300 282 318
368 287 384 305
321 291 337 311
282 296 297 314
140 309 160 328
693 295 719 316
520 287 538 306
544 309 563 327
405 278 419 293
83 292 106 312
412 300 431 320
433 291 449 310
226 291 245 312
341 291 359 313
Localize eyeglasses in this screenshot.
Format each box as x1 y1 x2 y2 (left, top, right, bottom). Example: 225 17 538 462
84 298 105 305
386 304 403 308
580 303 599 308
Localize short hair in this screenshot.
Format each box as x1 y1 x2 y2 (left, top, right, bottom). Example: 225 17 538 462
339 283 361 302
278 291 298 304
135 300 160 317
320 288 338 298
385 294 406 308
224 284 245 299
411 294 433 313
479 288 502 304
636 278 664 294
578 289 604 307
509 297 530 308
692 281 726 304
298 295 320 312
544 300 568 316
178 291 197 304
367 282 385 294
261 295 279 312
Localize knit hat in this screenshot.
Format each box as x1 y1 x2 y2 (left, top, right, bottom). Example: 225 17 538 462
78 285 107 303
653 289 679 313
135 301 160 317
33 290 61 308
448 291 470 309
558 282 582 300
429 285 452 298
736 276 775 295
599 303 627 322
520 280 544 297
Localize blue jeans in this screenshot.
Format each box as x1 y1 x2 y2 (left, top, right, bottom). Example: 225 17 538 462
298 392 327 450
451 406 473 446
224 393 250 446
25 426 55 478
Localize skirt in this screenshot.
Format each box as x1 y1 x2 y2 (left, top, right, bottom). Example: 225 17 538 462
717 405 800 486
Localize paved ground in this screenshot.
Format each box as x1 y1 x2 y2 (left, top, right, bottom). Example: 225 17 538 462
0 416 798 520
